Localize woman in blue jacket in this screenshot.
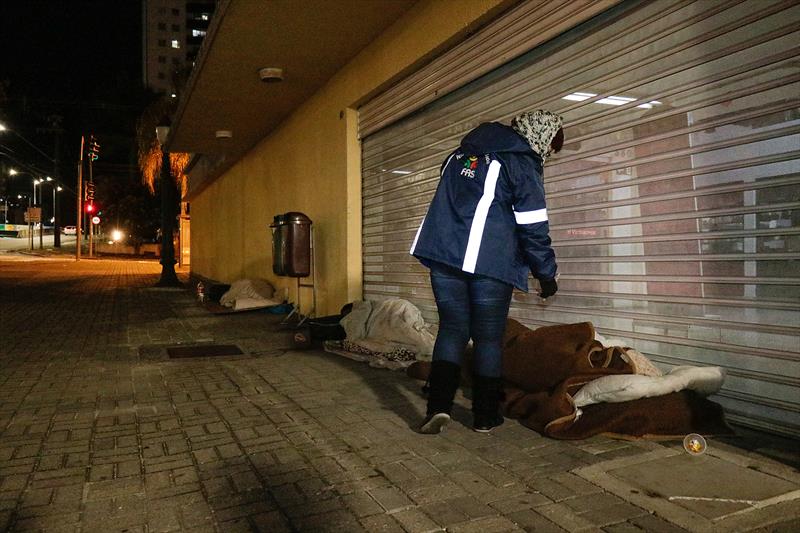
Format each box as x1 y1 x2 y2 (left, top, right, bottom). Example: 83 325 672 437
411 109 563 433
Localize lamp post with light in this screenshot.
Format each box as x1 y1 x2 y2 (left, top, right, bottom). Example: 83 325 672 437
10 169 39 249
33 177 53 249
33 179 42 248
36 178 60 249
50 182 62 248
53 185 62 244
155 119 181 287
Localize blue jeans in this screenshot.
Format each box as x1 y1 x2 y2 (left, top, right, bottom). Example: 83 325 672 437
429 262 514 377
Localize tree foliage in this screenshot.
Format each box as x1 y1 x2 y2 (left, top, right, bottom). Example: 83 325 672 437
135 97 189 194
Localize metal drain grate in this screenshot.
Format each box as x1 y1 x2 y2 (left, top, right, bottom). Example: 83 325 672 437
166 344 244 358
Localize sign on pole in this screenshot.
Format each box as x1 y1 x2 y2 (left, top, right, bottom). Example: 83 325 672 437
25 207 42 223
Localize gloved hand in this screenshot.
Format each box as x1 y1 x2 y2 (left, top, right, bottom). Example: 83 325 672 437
538 278 558 299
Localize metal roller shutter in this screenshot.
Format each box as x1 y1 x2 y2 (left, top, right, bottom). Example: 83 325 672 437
361 0 800 437
358 0 620 138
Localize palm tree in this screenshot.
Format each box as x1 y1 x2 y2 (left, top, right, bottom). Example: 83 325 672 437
136 97 189 194
136 96 189 286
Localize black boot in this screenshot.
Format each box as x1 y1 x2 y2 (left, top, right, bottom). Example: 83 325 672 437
419 360 461 434
472 375 505 433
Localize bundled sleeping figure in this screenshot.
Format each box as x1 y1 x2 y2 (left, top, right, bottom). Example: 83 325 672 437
407 318 731 440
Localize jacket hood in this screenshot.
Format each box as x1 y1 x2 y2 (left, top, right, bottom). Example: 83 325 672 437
460 122 534 156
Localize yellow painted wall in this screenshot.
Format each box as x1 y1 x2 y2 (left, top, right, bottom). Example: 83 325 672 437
190 0 510 315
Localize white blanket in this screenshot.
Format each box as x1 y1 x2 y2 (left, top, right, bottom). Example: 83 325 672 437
233 296 282 311
340 298 435 358
220 279 276 308
572 365 726 407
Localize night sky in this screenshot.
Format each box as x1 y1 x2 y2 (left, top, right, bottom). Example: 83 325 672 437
1 1 148 211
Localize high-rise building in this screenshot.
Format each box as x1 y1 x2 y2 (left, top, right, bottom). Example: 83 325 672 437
142 0 216 95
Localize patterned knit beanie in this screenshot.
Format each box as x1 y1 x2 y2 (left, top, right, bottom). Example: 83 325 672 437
511 110 564 162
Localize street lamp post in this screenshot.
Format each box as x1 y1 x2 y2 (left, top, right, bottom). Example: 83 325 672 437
44 176 52 215
50 180 61 248
32 178 52 249
11 169 38 249
53 185 62 246
155 120 180 287
35 178 59 250
33 179 40 249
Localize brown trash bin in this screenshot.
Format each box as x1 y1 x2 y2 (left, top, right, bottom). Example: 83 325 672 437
271 212 312 277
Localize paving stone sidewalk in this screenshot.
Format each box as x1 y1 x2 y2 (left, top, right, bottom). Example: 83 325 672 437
0 257 798 533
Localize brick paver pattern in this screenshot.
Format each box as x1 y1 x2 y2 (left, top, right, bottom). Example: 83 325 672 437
0 258 796 532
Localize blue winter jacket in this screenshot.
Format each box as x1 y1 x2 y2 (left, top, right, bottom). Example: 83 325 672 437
410 122 557 291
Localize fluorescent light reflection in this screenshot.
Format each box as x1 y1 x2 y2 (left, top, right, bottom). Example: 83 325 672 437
597 96 636 106
562 92 663 109
563 92 597 101
637 100 662 109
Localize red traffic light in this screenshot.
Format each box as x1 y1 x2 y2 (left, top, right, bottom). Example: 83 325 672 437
85 202 95 213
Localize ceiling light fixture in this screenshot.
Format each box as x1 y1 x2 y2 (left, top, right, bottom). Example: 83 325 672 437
215 130 233 139
258 67 284 83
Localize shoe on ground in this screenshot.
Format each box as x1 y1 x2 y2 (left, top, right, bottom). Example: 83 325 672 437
473 413 504 433
418 412 450 434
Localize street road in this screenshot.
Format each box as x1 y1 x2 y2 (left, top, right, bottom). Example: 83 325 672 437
0 234 77 252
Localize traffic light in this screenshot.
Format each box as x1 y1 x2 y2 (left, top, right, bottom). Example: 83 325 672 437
87 135 100 161
85 202 95 213
85 181 96 201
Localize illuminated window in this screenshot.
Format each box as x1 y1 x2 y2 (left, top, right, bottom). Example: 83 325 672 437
201 13 209 20
171 39 180 49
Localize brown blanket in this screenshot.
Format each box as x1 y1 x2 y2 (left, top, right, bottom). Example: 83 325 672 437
408 319 733 439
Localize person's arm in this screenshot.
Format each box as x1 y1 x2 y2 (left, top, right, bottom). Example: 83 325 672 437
508 156 558 287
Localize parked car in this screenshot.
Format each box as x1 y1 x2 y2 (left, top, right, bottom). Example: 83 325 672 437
62 226 77 235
